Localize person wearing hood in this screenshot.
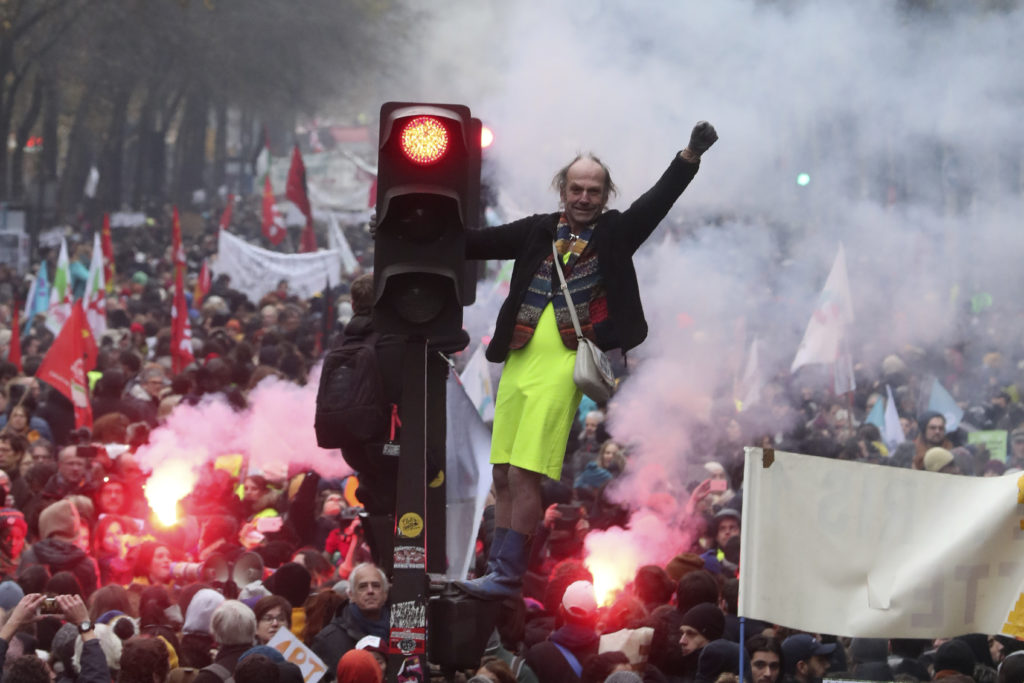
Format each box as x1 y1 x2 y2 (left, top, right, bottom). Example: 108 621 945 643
17 499 98 597
0 508 27 579
525 580 602 683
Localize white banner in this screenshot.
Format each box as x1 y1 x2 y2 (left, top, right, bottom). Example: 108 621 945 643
213 230 343 303
445 371 493 581
739 447 1024 638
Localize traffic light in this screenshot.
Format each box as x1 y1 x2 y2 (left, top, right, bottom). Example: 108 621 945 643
373 102 481 340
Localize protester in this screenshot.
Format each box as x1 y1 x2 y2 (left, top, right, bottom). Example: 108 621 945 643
458 121 719 601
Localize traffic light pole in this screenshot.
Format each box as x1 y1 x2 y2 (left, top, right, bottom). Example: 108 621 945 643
387 336 431 681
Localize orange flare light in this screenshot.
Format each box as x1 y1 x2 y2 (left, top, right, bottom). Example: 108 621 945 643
586 553 634 607
145 460 197 526
400 116 450 165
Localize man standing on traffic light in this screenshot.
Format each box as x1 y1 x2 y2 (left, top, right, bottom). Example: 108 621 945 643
457 121 719 600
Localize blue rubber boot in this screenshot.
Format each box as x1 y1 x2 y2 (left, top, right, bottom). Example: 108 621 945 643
455 529 530 600
485 527 509 575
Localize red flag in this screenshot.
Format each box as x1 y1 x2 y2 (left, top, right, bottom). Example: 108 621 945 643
8 308 21 372
194 259 211 308
36 301 94 429
367 175 378 209
171 208 195 373
219 193 234 232
261 176 286 246
287 145 317 252
101 213 115 294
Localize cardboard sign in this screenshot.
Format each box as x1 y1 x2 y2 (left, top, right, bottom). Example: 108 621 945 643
968 430 1009 463
268 627 327 682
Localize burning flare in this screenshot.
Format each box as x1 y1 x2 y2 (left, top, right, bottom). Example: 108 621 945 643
145 459 197 526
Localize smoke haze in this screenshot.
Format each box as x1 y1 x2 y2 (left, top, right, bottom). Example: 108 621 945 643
380 1 1024 575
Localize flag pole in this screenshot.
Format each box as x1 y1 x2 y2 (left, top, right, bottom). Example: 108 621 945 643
738 617 746 683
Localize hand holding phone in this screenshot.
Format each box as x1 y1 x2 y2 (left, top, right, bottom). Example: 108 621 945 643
709 479 728 493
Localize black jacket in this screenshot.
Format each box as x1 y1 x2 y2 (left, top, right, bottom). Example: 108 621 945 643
19 538 99 597
312 603 390 682
466 155 700 362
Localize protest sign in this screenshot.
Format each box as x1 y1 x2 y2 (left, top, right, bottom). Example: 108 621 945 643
268 627 327 682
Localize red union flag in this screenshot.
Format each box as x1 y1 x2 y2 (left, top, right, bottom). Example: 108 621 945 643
36 301 94 428
219 193 234 232
262 176 286 246
287 145 317 252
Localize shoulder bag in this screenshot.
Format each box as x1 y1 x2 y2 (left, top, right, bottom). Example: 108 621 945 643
552 241 616 403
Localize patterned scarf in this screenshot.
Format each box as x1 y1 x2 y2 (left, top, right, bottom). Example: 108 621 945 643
510 215 606 350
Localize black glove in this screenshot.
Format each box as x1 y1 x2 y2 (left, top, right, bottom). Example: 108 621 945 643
687 121 718 156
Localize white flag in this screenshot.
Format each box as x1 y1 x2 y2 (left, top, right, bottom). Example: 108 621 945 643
738 336 762 410
83 232 107 339
458 343 495 422
791 244 855 373
325 211 359 275
883 384 906 450
45 238 72 335
83 166 100 198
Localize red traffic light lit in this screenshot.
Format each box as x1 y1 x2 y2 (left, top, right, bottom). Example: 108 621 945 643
400 116 450 165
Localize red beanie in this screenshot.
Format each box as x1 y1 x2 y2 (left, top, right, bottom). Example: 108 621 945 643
336 649 382 683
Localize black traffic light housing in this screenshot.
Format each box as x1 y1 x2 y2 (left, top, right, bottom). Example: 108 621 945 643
373 102 480 341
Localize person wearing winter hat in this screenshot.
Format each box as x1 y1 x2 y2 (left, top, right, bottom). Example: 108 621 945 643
700 509 740 575
696 639 741 683
665 553 705 582
0 508 27 577
337 649 383 683
18 499 98 597
679 603 726 656
781 633 836 683
923 447 960 475
663 602 725 683
44 594 111 682
263 561 311 637
0 579 24 610
525 580 601 683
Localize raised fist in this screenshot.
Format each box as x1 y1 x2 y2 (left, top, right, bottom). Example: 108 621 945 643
688 121 719 156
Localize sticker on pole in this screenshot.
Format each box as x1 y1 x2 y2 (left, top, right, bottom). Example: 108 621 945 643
398 512 424 538
394 545 426 570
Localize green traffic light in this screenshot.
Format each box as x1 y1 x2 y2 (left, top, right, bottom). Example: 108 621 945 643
796 173 810 186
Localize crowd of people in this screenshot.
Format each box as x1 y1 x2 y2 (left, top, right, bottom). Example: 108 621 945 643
0 188 1022 683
